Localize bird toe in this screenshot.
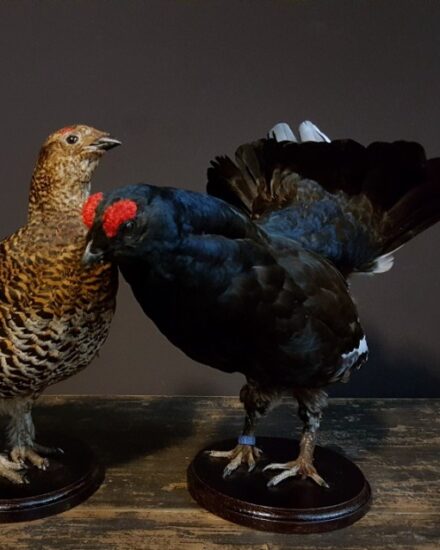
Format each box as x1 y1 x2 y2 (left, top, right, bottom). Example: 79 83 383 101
265 458 329 488
0 459 27 484
206 450 234 459
267 468 299 487
222 456 242 478
263 462 291 472
10 446 50 470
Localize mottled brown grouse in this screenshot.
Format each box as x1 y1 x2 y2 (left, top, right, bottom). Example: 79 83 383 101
0 125 119 483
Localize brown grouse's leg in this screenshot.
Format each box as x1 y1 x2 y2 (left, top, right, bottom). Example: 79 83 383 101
6 397 60 475
264 388 329 487
208 381 276 477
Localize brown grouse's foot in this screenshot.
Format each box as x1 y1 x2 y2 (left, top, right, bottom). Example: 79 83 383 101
264 457 329 488
207 444 263 477
0 454 28 484
10 446 51 471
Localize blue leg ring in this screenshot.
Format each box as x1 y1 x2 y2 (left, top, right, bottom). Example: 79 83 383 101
238 435 256 446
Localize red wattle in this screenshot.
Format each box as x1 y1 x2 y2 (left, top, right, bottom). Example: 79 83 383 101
102 199 137 238
82 192 104 229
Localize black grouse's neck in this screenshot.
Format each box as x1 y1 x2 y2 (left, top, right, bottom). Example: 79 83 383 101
110 184 262 249
106 184 264 285
152 186 259 240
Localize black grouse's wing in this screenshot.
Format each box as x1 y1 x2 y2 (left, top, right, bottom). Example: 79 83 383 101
207 136 440 276
173 233 366 388
88 182 367 388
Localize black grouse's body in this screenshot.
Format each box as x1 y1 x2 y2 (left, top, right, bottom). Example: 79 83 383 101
84 122 440 486
111 186 365 389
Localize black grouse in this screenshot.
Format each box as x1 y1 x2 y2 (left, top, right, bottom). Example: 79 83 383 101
82 122 440 487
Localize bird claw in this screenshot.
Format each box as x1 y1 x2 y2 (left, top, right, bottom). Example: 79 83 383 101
0 454 28 484
207 444 262 477
10 446 50 471
264 459 329 488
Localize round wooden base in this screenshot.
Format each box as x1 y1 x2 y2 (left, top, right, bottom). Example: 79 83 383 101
0 435 104 523
187 437 371 533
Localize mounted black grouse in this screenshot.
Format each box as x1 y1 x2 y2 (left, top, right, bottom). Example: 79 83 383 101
82 122 440 487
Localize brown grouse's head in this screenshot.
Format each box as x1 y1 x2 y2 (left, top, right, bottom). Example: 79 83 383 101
40 124 121 182
29 125 121 216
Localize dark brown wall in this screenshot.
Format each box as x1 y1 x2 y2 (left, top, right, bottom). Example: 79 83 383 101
0 0 439 397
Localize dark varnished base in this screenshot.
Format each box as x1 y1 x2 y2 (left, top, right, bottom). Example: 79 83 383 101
187 437 371 533
0 435 104 523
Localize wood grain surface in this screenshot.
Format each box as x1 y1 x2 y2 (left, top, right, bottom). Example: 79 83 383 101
0 396 438 549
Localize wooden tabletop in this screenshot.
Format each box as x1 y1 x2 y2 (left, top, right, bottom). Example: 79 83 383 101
1 396 439 549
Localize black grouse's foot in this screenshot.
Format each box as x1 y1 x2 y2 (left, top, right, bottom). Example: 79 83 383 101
207 444 263 477
264 456 329 488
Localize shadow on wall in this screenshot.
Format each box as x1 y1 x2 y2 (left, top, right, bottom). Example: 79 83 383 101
329 327 440 398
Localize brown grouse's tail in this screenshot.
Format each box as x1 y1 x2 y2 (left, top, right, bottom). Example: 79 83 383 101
207 136 440 275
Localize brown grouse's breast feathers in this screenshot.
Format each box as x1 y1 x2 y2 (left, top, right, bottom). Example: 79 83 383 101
0 217 117 398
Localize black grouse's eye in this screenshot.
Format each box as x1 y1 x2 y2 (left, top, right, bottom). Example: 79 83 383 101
66 134 79 145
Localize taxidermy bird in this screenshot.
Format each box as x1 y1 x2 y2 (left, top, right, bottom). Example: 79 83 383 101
83 122 440 487
0 125 120 484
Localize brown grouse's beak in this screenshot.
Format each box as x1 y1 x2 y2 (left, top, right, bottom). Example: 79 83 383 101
82 241 105 266
91 136 122 151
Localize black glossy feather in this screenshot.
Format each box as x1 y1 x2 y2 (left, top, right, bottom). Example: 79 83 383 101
208 138 440 275
87 184 367 390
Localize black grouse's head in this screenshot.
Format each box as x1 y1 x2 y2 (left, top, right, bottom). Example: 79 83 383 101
82 184 159 265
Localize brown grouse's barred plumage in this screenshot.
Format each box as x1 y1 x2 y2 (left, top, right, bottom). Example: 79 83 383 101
0 125 119 483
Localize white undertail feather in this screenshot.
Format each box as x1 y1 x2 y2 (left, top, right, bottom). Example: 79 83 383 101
330 336 368 382
355 246 404 276
268 123 297 142
298 120 331 143
369 253 395 274
267 121 330 144
341 335 369 364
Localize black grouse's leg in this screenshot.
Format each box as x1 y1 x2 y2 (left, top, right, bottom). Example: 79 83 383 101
208 381 276 477
264 388 329 487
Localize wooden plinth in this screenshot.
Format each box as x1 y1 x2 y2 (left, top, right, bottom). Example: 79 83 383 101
0 435 104 523
187 437 371 533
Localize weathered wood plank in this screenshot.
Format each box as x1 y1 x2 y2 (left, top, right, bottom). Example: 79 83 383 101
0 396 438 549
2 509 439 550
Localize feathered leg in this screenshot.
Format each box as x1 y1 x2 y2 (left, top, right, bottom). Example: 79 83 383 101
264 388 329 487
6 397 61 477
0 397 36 484
208 381 276 477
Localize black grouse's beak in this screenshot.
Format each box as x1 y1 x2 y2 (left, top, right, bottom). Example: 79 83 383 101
91 135 122 151
82 241 105 266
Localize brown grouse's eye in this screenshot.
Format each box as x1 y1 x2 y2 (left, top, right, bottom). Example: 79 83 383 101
66 134 79 145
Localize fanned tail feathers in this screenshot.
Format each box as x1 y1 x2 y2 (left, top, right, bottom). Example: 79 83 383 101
207 128 440 275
